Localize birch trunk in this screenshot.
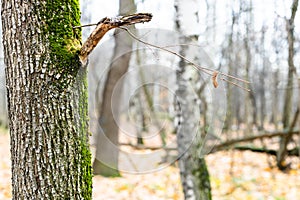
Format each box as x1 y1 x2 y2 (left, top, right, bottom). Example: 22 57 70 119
174 0 212 199
2 0 92 199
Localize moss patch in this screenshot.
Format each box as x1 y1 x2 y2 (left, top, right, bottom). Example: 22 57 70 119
43 0 82 70
76 67 93 198
40 1 93 199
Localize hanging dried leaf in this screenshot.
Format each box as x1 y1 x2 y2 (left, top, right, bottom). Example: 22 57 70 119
212 71 219 88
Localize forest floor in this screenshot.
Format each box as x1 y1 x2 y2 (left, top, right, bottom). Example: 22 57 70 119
1 130 300 200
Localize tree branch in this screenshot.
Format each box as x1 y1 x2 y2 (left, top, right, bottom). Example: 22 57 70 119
120 27 251 91
232 145 299 157
119 142 177 151
78 13 152 64
290 0 299 23
210 129 300 153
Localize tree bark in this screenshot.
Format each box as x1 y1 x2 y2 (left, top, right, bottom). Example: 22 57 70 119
174 1 212 199
92 0 136 177
2 1 92 198
2 0 152 197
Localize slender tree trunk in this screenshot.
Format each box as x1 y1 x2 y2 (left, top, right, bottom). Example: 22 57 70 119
259 27 267 130
233 53 242 128
93 0 136 176
277 0 298 169
2 0 92 198
138 63 167 146
223 10 236 132
175 1 212 199
271 70 279 128
243 0 257 133
136 93 145 145
244 0 257 130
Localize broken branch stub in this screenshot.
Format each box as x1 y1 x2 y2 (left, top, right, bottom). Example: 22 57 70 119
79 13 152 64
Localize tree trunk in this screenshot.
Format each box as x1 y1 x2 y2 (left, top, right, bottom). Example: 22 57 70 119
277 0 298 169
2 0 92 199
223 9 236 132
259 26 267 130
270 70 279 128
174 1 212 199
93 0 136 176
175 43 212 200
243 0 257 134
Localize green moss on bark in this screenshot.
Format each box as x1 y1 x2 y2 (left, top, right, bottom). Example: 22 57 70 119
192 157 212 200
77 68 93 198
44 0 82 69
40 0 93 199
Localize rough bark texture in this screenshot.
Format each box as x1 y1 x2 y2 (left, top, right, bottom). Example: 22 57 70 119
2 0 92 199
174 0 212 199
93 0 136 176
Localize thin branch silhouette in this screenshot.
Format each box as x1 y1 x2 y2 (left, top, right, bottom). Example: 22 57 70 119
75 21 250 91
119 26 251 91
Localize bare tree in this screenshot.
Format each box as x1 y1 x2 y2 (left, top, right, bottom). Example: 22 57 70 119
277 0 299 170
243 0 257 133
93 0 137 176
258 25 267 130
223 5 237 131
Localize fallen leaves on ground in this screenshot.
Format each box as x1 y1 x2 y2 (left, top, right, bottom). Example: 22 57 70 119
1 133 300 199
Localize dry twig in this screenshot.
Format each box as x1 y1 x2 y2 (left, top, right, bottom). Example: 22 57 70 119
77 13 152 64
76 16 250 91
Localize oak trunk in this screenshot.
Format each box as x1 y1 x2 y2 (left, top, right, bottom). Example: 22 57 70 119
2 1 92 199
